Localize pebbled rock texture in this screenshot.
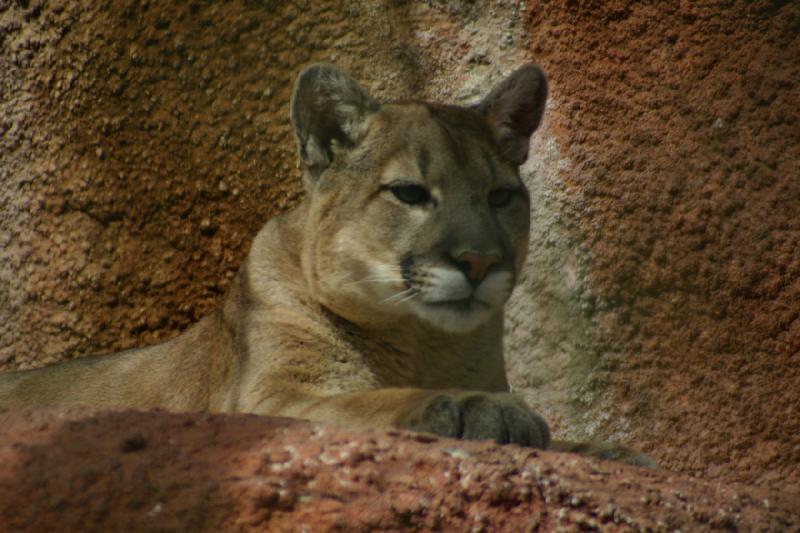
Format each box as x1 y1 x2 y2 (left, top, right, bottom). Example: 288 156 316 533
0 409 798 532
520 1 800 490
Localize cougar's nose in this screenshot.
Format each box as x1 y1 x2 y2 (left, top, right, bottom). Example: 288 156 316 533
453 251 501 285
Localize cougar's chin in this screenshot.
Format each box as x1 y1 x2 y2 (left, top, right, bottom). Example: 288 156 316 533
410 297 495 334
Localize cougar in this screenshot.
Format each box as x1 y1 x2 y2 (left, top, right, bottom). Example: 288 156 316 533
0 63 655 467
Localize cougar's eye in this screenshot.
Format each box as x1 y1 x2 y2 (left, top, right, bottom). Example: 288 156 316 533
488 187 516 208
388 183 431 205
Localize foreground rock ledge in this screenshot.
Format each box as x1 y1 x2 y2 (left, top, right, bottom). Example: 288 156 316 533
0 409 796 531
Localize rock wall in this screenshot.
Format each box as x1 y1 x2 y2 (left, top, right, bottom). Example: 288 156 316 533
1 0 798 500
515 1 800 490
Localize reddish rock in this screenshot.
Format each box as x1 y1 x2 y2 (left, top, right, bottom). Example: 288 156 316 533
0 409 797 531
524 1 800 490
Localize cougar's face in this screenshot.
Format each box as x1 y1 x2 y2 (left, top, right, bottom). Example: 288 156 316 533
305 103 531 334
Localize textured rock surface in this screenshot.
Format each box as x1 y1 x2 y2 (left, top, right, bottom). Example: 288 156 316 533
1 0 798 512
517 1 800 490
1 409 798 532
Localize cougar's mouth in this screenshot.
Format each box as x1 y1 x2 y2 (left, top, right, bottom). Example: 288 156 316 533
424 297 489 313
394 257 505 332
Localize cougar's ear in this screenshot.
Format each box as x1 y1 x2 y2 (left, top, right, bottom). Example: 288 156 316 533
290 63 379 187
476 64 547 166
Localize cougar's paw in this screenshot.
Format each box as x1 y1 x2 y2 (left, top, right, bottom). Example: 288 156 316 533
407 393 550 448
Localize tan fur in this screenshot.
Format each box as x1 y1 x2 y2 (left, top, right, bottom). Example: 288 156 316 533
0 64 655 467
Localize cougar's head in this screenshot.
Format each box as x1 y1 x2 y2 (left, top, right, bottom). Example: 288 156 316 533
291 63 547 334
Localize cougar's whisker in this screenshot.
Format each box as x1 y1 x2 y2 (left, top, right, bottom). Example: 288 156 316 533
345 276 402 286
381 288 416 305
392 290 418 305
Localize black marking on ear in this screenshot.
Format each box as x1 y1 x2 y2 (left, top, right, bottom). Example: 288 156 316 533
417 146 431 179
